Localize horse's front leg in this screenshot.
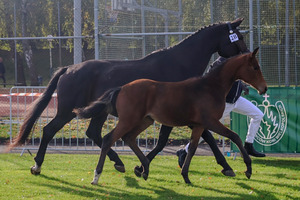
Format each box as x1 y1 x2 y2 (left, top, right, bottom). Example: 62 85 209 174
32 113 74 175
86 114 125 173
134 125 173 177
208 121 252 179
201 129 235 177
228 132 252 179
181 127 203 184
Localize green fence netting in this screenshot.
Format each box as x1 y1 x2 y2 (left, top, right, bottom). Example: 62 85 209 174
231 87 300 153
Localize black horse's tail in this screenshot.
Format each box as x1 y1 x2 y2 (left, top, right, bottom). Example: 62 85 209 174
74 87 121 119
7 67 68 151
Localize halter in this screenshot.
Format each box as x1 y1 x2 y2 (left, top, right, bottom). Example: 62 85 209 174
227 22 234 34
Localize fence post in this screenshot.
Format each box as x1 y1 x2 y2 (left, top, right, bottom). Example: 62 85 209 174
94 0 99 60
285 0 290 86
249 0 253 52
9 89 12 144
74 0 82 64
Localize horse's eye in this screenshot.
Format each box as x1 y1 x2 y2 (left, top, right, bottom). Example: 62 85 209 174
253 64 259 70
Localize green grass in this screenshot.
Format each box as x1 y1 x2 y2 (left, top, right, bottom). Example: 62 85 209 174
0 154 299 199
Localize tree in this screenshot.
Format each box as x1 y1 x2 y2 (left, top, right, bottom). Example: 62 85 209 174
21 0 38 86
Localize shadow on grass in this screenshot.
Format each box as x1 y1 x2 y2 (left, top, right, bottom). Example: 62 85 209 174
236 182 298 200
35 173 258 200
124 175 141 188
36 173 200 200
37 174 106 197
148 182 271 200
233 173 299 197
125 175 255 200
34 174 154 199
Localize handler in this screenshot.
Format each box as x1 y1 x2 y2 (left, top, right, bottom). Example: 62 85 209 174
0 57 6 87
177 57 266 168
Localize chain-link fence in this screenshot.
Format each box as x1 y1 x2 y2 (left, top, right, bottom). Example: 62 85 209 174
98 0 299 87
0 0 95 86
98 0 183 59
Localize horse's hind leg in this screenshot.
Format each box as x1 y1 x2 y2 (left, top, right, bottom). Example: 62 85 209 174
181 126 203 184
201 129 235 177
134 125 173 177
86 114 125 173
122 118 154 180
31 112 75 175
92 118 143 185
208 121 252 179
92 115 144 185
91 129 114 185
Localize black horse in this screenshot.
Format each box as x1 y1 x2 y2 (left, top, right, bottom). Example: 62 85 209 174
9 18 248 176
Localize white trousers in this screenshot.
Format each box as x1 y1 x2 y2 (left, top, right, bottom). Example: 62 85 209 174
222 96 264 143
185 96 264 152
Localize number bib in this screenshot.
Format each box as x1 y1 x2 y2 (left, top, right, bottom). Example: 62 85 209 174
229 33 239 43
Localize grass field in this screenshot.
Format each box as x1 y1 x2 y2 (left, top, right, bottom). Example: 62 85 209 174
0 153 299 200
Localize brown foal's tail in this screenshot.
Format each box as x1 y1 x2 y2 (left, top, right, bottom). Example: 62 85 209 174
7 67 68 151
74 87 121 119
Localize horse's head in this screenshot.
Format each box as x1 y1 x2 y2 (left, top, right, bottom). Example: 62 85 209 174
217 18 249 58
238 48 268 95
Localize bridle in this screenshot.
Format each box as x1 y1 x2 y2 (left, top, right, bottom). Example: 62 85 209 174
227 22 250 54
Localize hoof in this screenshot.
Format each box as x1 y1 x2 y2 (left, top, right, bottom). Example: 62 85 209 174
134 166 142 177
91 170 100 185
245 171 252 179
91 181 98 185
182 175 191 184
142 172 148 181
221 169 236 177
30 166 41 175
114 164 125 173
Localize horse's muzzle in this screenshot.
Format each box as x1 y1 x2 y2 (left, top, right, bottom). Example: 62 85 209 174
259 86 268 95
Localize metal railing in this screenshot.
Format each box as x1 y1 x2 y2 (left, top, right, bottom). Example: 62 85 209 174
7 86 160 154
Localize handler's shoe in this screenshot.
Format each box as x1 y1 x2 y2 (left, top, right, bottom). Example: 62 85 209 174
176 148 187 168
244 142 266 157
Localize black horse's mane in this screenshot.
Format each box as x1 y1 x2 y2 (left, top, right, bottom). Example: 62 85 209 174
179 22 224 43
147 22 226 56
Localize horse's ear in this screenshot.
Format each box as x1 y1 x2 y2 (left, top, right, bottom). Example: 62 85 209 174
252 47 259 58
231 18 244 28
250 47 260 70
